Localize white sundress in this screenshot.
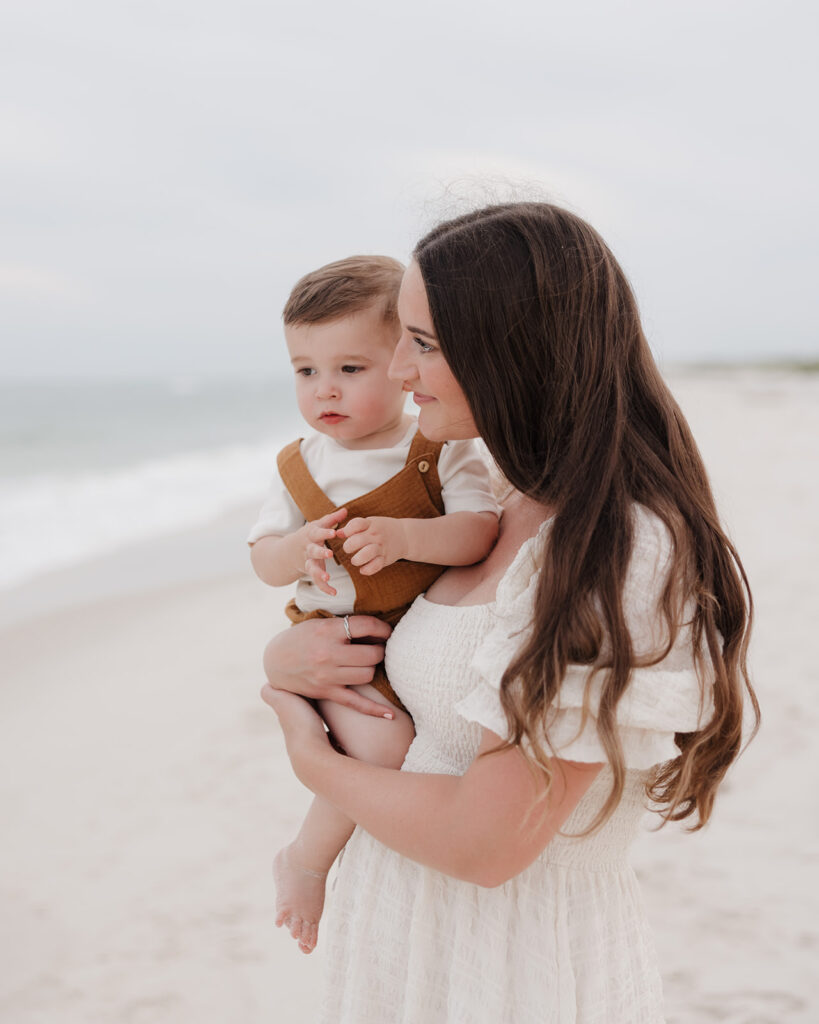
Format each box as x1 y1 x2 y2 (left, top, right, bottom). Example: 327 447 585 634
319 508 711 1024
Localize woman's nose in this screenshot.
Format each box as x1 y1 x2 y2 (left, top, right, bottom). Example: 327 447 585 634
388 335 417 383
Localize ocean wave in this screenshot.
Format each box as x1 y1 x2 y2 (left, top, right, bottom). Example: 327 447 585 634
0 438 287 590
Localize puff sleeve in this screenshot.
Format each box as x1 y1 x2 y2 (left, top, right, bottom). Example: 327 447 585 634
455 508 713 769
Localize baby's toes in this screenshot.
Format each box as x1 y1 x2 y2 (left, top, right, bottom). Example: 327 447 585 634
298 922 318 954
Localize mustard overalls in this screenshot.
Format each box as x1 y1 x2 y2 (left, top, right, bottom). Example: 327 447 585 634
276 430 448 712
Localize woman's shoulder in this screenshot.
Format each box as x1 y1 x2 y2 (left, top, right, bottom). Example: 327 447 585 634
626 504 693 615
499 503 671 591
628 504 675 583
623 504 693 660
492 502 680 628
493 516 552 614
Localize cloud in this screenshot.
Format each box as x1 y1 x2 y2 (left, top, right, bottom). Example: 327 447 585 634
0 0 816 375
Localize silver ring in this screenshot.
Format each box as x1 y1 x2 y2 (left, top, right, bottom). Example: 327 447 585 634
343 615 352 642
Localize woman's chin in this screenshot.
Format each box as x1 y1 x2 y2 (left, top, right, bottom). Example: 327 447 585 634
417 415 444 441
418 410 479 443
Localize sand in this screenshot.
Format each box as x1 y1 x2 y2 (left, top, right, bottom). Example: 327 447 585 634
1 368 817 1023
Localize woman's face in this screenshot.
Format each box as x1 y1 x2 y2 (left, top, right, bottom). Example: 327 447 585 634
389 261 478 442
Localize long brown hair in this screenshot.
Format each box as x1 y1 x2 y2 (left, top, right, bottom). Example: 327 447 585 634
414 202 759 830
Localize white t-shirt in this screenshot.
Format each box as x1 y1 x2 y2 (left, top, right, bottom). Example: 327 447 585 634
248 419 500 614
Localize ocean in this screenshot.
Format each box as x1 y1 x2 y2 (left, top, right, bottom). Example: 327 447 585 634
3 364 816 595
0 376 299 591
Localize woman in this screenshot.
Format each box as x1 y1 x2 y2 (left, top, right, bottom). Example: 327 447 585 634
262 202 758 1023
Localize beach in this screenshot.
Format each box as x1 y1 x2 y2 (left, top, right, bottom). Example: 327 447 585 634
1 368 817 1023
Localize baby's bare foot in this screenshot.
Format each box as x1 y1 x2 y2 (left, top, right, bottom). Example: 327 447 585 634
273 843 328 954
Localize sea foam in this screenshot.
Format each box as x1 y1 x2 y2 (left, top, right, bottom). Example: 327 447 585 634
0 439 285 590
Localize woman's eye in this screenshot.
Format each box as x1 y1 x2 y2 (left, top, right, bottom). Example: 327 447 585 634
414 337 434 354
341 365 364 374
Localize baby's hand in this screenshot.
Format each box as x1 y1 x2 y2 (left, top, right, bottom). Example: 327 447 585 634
338 516 407 575
301 509 347 597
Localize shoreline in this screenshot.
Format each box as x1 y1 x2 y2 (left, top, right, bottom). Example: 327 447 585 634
0 502 261 632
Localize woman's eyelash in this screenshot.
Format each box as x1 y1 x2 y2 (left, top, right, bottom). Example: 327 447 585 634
414 337 434 353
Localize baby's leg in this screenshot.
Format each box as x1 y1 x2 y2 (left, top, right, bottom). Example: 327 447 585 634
274 684 414 954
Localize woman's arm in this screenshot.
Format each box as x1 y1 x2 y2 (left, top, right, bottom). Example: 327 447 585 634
262 687 602 886
263 615 394 717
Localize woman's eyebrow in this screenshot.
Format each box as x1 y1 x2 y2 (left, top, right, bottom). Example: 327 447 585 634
406 324 437 340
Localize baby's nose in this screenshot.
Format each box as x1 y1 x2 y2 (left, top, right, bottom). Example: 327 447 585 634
315 379 340 399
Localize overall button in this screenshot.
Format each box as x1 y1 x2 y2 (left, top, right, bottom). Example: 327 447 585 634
417 460 430 473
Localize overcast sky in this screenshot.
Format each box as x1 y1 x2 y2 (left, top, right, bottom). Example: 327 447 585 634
1 0 817 379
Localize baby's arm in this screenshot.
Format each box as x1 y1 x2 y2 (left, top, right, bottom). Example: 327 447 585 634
338 510 498 576
250 507 347 595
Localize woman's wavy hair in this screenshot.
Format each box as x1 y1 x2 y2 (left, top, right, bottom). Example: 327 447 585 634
414 202 759 831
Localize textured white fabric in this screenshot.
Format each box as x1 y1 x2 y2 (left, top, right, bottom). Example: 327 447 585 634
457 506 713 769
320 507 707 1023
247 418 500 614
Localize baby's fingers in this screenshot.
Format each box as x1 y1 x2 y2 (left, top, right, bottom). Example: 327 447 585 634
305 524 338 544
305 542 333 561
358 555 386 575
350 544 381 569
305 558 337 596
336 516 368 539
317 508 348 528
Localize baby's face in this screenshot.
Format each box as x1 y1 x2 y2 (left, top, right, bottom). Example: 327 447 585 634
285 304 407 450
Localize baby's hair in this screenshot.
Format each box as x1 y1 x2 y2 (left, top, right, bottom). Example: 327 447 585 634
283 255 406 328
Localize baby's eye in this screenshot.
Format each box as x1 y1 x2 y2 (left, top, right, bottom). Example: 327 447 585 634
296 367 315 376
414 337 434 354
341 365 364 374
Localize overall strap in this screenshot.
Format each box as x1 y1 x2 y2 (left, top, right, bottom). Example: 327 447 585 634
406 429 445 467
276 440 335 522
404 429 445 514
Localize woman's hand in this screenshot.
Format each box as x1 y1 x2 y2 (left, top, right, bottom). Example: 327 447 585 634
262 615 393 717
260 686 335 782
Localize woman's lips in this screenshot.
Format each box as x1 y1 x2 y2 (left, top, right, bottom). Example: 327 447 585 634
412 393 435 405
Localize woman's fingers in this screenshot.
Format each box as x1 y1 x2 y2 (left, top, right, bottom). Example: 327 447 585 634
260 686 325 732
344 614 392 642
334 667 386 687
260 615 393 703
261 678 390 720
334 686 396 718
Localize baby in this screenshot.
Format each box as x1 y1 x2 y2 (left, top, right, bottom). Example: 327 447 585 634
248 255 499 954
